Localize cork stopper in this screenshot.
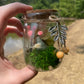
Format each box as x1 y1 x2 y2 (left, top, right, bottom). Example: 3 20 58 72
26 9 57 19
27 9 57 14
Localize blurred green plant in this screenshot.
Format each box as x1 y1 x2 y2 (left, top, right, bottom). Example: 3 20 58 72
0 0 84 19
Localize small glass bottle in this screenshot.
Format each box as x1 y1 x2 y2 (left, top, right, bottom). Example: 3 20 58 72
23 9 66 72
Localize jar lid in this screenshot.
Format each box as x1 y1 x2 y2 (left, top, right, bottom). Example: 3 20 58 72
26 9 57 14
26 9 58 19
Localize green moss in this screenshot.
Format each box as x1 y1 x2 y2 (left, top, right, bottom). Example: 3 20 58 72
25 46 60 71
42 38 54 46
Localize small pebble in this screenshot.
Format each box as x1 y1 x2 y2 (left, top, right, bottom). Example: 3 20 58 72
48 66 53 70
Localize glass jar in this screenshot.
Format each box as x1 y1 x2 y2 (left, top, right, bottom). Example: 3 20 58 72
23 9 68 72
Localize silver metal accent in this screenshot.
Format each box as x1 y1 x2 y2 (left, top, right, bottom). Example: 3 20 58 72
60 38 64 44
61 25 68 30
48 26 57 32
51 31 57 36
60 31 66 35
48 21 68 47
61 35 66 40
54 35 59 41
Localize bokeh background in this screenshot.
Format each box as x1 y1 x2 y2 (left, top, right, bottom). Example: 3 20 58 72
0 0 84 19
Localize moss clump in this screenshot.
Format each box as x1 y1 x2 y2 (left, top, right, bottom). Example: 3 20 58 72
25 46 60 71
